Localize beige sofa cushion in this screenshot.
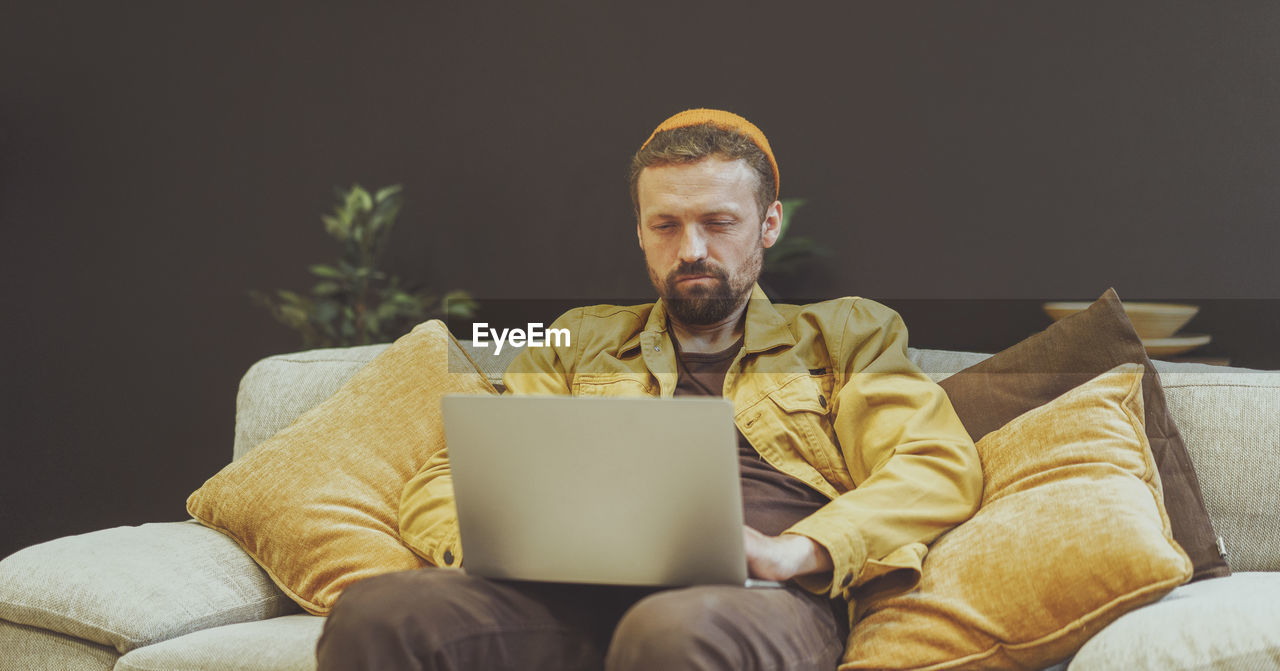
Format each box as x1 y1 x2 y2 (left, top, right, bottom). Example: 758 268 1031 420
0 521 295 653
114 614 322 671
0 619 117 671
1158 366 1280 572
907 347 993 382
1069 571 1280 670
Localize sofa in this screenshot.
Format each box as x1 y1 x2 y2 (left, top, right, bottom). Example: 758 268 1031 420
1 338 1278 671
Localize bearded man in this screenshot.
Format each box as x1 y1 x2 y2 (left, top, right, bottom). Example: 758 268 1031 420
317 109 983 671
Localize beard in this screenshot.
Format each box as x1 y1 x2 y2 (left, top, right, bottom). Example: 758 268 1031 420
649 252 761 326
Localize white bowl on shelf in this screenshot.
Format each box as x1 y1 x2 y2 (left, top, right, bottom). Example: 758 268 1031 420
1043 301 1200 340
1142 334 1212 358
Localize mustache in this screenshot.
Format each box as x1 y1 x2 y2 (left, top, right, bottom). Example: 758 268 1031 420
666 261 728 285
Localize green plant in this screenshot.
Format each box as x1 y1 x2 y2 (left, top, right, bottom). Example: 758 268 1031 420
250 184 477 348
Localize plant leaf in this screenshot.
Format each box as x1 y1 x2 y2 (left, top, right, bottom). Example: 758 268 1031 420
321 214 349 241
442 290 479 318
374 184 403 202
309 264 343 278
312 280 342 296
350 185 373 213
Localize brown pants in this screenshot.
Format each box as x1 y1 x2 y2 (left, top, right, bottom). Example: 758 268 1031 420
316 568 849 671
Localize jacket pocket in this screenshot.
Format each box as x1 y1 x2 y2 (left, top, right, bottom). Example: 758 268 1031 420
765 377 841 481
572 373 656 397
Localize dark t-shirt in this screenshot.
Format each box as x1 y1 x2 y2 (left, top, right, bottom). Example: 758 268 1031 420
671 336 830 536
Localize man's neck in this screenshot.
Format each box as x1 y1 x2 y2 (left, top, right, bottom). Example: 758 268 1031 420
666 301 749 354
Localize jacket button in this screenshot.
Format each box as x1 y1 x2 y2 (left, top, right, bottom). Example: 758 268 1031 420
443 550 455 566
841 573 853 588
818 395 827 408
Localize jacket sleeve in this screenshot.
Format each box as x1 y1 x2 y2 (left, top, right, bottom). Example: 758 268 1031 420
501 308 581 396
398 447 462 567
785 299 983 605
398 309 580 566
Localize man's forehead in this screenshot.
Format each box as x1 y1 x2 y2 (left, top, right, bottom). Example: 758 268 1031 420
639 155 753 180
637 158 757 201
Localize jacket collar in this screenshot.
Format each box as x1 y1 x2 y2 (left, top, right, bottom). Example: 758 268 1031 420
619 283 795 357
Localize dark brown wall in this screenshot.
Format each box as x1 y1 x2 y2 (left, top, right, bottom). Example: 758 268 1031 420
3 2 1278 559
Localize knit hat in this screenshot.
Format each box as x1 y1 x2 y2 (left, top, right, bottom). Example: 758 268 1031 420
639 108 779 198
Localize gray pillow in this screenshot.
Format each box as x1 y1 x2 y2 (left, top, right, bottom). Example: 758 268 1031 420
0 521 297 653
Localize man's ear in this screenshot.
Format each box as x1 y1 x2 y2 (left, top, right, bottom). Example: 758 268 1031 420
635 220 644 250
760 200 783 249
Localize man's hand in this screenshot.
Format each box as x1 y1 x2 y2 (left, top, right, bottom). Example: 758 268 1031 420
742 526 834 582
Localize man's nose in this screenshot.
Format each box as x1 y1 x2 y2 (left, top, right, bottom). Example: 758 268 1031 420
677 227 708 263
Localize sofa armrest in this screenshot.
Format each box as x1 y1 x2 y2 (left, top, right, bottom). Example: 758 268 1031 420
0 520 298 654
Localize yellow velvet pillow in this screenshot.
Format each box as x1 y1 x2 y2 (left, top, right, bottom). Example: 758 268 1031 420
842 363 1193 670
186 320 495 615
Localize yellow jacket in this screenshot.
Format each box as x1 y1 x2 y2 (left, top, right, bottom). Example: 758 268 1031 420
399 284 982 614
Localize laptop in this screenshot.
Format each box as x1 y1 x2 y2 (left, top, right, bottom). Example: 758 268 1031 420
441 394 782 588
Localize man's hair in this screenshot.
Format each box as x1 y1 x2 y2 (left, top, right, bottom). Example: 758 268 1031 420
627 123 776 220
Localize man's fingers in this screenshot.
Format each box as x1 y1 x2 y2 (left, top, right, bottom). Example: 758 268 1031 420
743 525 788 581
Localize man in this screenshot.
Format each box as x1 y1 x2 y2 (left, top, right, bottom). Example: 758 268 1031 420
317 109 982 670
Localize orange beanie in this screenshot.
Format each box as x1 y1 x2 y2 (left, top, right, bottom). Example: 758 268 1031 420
639 108 779 198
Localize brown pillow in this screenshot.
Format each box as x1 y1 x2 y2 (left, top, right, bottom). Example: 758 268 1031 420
937 288 1227 581
842 364 1193 670
186 320 496 615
